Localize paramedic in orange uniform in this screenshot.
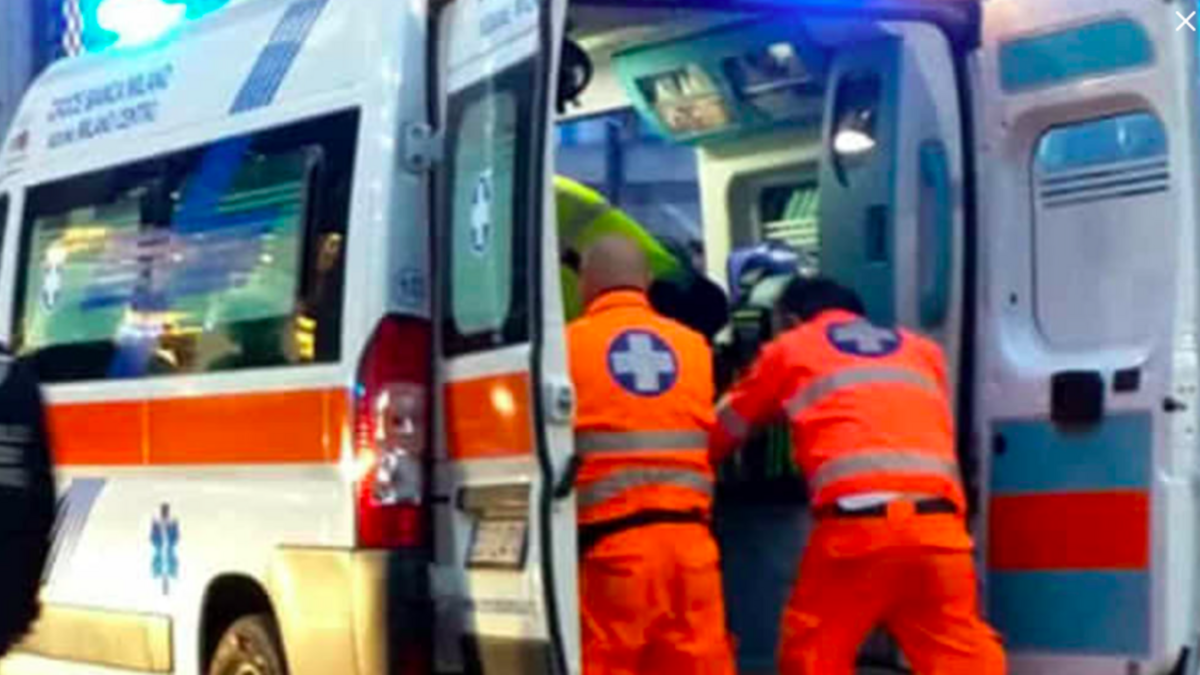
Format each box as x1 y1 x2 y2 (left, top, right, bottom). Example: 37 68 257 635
570 235 734 675
711 276 1005 675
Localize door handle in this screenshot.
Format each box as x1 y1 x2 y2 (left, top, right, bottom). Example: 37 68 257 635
991 433 1007 456
1164 397 1188 414
553 454 581 500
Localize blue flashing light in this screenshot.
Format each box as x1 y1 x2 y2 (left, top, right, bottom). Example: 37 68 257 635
81 0 232 52
97 0 186 47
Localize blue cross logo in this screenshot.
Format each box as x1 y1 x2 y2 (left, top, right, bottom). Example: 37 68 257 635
827 320 902 357
150 504 180 595
608 330 678 397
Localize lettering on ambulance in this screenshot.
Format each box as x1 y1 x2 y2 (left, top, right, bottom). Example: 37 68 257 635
46 64 174 150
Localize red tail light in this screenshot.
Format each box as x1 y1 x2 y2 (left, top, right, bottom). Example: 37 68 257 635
354 315 431 549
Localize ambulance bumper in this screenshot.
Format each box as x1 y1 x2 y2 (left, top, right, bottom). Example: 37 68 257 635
270 547 431 675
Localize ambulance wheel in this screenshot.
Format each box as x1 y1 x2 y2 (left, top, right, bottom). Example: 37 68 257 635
208 614 288 675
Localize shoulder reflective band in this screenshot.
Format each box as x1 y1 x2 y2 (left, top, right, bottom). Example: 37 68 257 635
785 366 941 418
716 403 751 442
577 467 713 510
810 451 961 494
575 430 708 455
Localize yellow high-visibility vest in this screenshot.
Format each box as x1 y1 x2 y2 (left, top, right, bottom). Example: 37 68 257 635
555 176 681 320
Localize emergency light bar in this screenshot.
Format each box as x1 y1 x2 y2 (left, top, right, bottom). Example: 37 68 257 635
81 0 232 52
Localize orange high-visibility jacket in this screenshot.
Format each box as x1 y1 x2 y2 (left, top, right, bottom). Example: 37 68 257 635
569 290 716 525
711 309 965 511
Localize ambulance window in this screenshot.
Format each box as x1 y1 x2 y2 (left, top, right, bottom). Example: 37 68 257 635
15 110 359 382
442 62 537 355
1031 112 1169 349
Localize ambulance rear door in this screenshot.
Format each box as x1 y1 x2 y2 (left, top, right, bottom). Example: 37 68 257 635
429 0 577 673
975 1 1200 672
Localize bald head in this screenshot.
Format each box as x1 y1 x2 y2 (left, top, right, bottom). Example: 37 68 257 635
579 235 651 308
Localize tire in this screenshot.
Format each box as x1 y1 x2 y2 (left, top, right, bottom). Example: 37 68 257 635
208 614 288 675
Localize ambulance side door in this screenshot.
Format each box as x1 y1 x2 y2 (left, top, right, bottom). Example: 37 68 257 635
430 0 577 673
975 1 1199 672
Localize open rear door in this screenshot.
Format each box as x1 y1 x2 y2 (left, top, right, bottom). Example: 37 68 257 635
430 0 577 673
976 1 1199 672
817 20 968 385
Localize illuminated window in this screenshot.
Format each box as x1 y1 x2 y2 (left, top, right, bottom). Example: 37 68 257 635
16 110 358 382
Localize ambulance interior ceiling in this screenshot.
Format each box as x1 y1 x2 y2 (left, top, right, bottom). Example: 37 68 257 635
561 5 896 283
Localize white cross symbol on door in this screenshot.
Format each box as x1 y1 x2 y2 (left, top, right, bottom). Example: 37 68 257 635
470 171 493 256
1178 11 1196 31
831 321 897 356
611 333 676 394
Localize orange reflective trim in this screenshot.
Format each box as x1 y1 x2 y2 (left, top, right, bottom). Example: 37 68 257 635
444 372 533 460
49 400 144 466
49 388 348 466
149 389 344 464
988 491 1149 571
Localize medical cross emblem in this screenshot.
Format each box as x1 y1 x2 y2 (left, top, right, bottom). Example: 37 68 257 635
150 503 180 596
470 171 494 257
608 330 678 396
41 261 63 311
828 320 901 357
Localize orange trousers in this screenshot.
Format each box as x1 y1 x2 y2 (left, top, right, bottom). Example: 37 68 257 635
779 519 1006 675
581 522 735 675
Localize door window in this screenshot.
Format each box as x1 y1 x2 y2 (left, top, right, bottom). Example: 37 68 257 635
1031 112 1169 349
441 61 539 355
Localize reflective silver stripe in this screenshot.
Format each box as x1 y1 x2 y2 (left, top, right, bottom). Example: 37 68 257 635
810 451 961 494
577 468 713 510
575 430 708 454
784 367 940 417
716 403 750 441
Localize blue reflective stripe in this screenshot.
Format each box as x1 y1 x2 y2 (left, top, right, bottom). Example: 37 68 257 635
1000 18 1154 93
990 414 1150 494
231 0 329 114
988 571 1149 656
44 478 107 585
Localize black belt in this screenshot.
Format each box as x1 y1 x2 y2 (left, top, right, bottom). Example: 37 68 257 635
579 509 708 557
813 497 959 520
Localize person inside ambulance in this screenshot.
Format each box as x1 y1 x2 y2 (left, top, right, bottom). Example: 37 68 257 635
569 234 735 675
710 276 1006 675
556 176 728 342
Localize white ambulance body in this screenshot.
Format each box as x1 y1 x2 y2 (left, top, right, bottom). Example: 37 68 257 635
0 0 1195 674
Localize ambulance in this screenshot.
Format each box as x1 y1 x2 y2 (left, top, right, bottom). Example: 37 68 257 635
0 0 1196 673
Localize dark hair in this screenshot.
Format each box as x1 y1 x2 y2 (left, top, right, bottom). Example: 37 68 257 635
778 276 865 322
